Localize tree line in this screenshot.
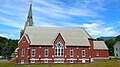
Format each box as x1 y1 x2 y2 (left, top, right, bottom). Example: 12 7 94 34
0 36 18 58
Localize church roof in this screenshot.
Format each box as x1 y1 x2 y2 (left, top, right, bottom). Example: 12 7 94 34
93 41 108 50
24 26 91 46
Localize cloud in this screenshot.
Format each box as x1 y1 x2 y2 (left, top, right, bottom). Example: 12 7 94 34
33 0 105 19
0 33 18 39
81 21 119 38
0 33 8 38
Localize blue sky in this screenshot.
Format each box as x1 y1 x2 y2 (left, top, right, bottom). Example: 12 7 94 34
0 0 120 39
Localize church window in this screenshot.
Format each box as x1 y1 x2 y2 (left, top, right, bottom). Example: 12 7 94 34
32 48 35 57
55 41 64 56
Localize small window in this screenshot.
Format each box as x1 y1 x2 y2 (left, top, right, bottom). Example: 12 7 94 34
116 48 117 51
70 60 73 63
70 48 73 57
21 60 24 64
22 48 25 57
44 59 48 63
82 48 85 57
45 48 48 57
32 48 35 57
31 60 35 63
96 51 99 56
116 53 118 57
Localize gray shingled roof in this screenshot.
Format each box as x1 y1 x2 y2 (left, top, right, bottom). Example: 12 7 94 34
24 26 91 46
93 41 108 50
114 41 120 47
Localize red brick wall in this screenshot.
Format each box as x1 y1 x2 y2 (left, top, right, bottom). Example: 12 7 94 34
17 35 29 64
17 33 109 63
88 38 94 58
94 50 109 57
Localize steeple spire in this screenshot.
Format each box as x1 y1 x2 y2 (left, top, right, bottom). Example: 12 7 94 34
25 0 34 26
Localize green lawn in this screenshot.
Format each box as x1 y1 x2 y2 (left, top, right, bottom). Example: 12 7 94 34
0 59 120 67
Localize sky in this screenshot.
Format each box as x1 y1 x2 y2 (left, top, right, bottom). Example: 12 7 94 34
0 0 120 39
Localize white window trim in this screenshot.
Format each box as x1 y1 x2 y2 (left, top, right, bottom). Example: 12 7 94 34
70 48 73 57
45 48 48 57
31 60 35 63
96 51 99 56
22 48 25 57
44 58 49 63
82 49 85 57
70 60 73 63
82 58 86 63
31 48 35 57
21 60 24 64
54 58 64 63
55 41 64 57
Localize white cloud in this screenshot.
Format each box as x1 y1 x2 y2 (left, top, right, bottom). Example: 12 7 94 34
82 23 101 36
0 33 16 39
104 27 114 31
81 21 119 38
0 33 8 38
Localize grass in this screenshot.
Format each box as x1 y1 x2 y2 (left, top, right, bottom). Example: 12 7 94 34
0 59 120 67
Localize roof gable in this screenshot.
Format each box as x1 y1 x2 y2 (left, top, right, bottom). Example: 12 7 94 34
114 41 120 47
18 34 30 44
53 33 65 44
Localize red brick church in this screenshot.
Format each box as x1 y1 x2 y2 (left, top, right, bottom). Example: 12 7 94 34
15 2 109 64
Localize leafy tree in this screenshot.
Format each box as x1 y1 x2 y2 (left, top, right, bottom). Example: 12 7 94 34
8 39 18 53
116 35 120 41
0 36 18 55
1 42 12 59
105 39 116 56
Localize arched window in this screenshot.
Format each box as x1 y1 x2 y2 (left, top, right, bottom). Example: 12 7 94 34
55 41 64 56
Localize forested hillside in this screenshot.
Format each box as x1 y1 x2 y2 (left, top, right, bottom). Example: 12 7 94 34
0 36 18 56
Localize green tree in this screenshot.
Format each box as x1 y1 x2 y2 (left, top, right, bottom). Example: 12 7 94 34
1 42 12 58
0 36 18 56
116 35 120 41
105 39 116 56
8 39 18 53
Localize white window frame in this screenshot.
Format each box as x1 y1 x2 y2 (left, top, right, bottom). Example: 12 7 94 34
55 41 64 57
82 48 85 57
70 48 73 57
31 60 35 63
96 51 99 56
22 48 25 57
54 58 64 63
21 60 24 64
70 60 73 63
32 48 35 57
44 59 48 63
45 48 48 57
116 53 118 57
